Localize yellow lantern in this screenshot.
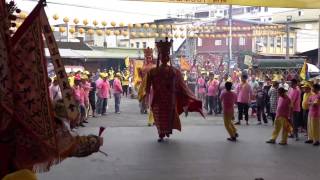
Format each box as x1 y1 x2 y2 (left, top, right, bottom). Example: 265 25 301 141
83 19 88 26
160 33 166 38
63 17 69 23
78 28 85 34
59 27 66 33
210 34 215 38
151 24 157 29
111 21 117 27
246 33 252 37
172 25 177 30
122 31 128 37
87 29 94 35
93 20 98 26
105 30 111 36
179 27 184 31
205 34 210 38
180 34 185 39
135 23 142 28
130 32 136 37
119 22 125 27
165 24 171 30
69 28 75 34
52 13 59 20
191 27 196 31
204 26 209 31
114 30 120 36
154 33 159 37
186 26 191 31
168 33 173 38
216 34 222 38
128 23 133 29
73 18 79 25
216 27 221 31
139 32 145 38
143 24 150 29
174 34 179 39
102 21 107 27
193 34 199 38
147 33 153 38
158 24 165 30
199 34 204 38
97 29 103 36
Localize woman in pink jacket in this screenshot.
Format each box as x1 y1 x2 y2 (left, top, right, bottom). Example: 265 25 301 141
113 73 123 114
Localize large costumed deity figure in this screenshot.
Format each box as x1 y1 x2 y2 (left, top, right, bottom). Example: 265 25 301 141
144 38 204 142
0 1 103 179
138 47 156 125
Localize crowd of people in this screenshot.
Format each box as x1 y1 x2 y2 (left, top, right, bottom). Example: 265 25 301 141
48 68 132 129
187 70 320 146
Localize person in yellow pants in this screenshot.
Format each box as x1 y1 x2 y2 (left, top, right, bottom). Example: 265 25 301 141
220 82 238 141
305 84 320 146
266 87 292 145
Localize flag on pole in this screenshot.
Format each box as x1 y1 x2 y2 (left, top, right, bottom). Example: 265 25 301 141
9 1 59 170
300 61 309 80
180 57 191 71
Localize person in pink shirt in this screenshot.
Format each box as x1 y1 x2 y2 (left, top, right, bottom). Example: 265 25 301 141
220 82 238 141
266 87 292 145
235 74 252 125
73 78 86 127
96 74 110 116
288 79 301 141
81 76 91 120
207 75 219 115
305 84 320 146
197 75 206 103
113 73 123 114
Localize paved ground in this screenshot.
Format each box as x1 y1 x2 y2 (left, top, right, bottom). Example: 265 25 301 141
38 98 320 180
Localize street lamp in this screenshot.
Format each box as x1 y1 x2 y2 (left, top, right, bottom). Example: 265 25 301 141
286 15 292 60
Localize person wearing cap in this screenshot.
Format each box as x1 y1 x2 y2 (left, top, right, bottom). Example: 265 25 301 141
122 69 130 97
49 77 62 104
305 84 320 146
96 73 110 116
256 81 268 125
288 79 302 141
81 74 91 121
266 87 293 145
73 77 86 127
301 82 313 135
113 73 123 114
109 68 115 88
235 74 252 125
207 74 219 115
268 80 280 124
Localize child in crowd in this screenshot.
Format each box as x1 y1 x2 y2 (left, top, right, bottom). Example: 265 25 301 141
256 81 268 124
220 82 238 141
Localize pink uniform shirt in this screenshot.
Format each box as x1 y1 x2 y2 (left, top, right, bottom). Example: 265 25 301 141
236 83 252 104
276 96 291 119
220 90 237 114
74 86 86 106
308 94 320 118
288 87 301 112
197 77 206 94
113 78 123 94
207 80 219 96
97 81 110 98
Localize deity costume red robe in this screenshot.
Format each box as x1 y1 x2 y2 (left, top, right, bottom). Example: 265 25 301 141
146 64 203 137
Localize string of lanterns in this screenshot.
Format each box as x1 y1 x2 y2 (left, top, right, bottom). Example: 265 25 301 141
17 13 288 39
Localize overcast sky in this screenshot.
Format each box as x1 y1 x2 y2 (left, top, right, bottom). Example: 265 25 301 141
15 0 202 25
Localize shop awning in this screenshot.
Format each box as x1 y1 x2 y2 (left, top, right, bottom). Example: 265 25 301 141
253 59 305 69
136 0 320 9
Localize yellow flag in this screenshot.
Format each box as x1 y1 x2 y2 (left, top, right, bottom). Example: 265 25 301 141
139 0 320 9
125 56 130 68
300 61 308 80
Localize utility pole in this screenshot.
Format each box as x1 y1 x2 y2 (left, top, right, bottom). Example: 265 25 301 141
228 5 233 73
286 15 292 60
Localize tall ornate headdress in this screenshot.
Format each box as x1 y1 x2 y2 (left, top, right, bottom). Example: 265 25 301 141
144 47 153 58
156 37 173 67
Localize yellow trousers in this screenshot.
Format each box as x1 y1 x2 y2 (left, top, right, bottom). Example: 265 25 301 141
224 114 237 137
310 117 320 142
307 117 313 140
271 116 290 143
148 110 154 125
